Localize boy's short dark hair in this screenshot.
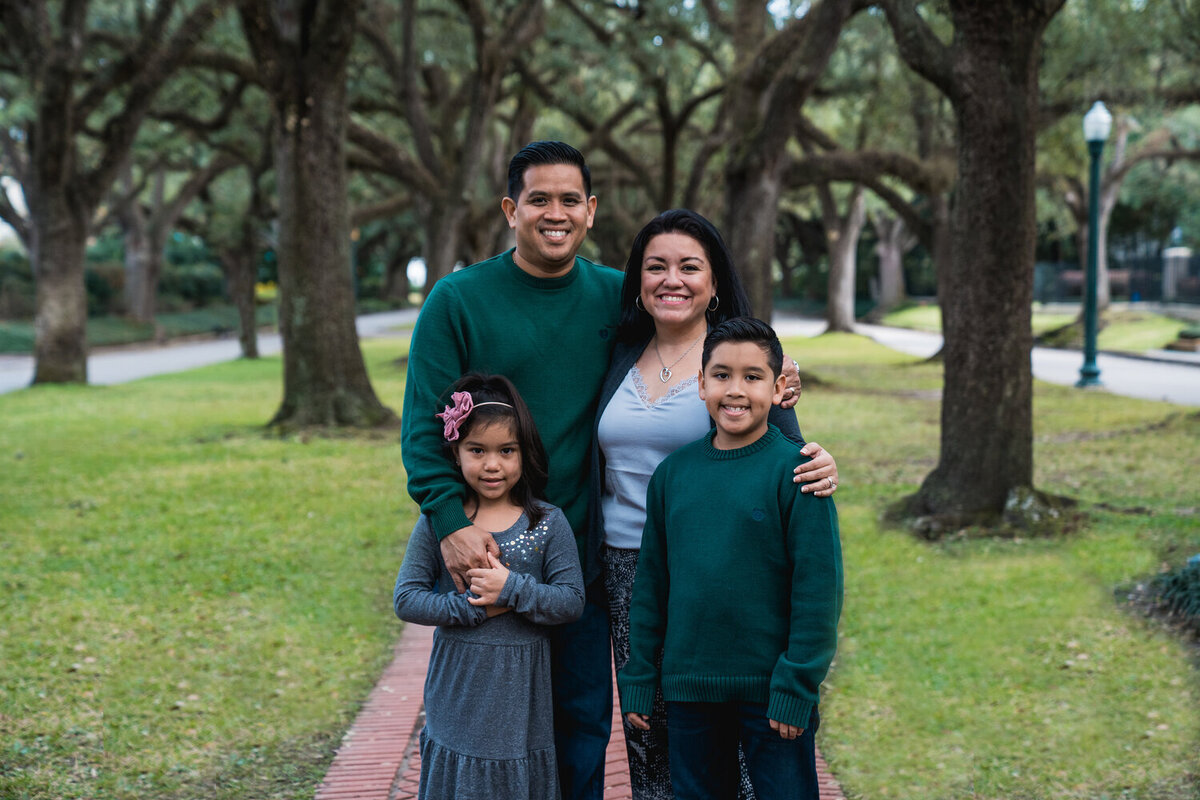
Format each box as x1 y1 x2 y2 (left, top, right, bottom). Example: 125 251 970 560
507 141 592 200
701 317 784 377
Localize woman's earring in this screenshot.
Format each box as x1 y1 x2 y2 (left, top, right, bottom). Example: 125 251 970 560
635 296 645 311
707 295 719 311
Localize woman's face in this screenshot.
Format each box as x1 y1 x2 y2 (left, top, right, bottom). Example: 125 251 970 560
638 232 716 333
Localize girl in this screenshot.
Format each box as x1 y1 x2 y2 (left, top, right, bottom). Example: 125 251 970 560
393 373 585 800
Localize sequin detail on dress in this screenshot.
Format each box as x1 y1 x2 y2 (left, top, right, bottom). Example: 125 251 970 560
502 516 551 567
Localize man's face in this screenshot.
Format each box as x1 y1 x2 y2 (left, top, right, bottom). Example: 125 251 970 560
501 163 597 278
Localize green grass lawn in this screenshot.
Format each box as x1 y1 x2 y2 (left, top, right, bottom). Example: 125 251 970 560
2 334 1197 799
880 303 1190 352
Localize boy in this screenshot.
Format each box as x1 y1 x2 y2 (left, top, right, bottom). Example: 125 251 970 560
617 317 843 800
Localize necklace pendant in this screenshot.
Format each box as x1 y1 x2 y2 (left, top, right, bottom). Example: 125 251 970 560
660 367 672 383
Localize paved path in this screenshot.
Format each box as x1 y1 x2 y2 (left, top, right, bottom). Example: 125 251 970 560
773 317 1200 406
0 310 419 394
3 310 1197 404
313 622 846 800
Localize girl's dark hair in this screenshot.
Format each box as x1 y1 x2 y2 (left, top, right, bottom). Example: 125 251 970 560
616 208 753 344
441 373 549 526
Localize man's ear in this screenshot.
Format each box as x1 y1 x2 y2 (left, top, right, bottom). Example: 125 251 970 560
501 196 518 228
585 194 597 229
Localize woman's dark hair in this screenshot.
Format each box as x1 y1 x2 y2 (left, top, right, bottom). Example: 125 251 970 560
507 140 591 200
441 373 549 526
616 208 753 344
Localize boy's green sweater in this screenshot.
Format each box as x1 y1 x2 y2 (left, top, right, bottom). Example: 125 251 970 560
400 249 622 562
618 425 843 729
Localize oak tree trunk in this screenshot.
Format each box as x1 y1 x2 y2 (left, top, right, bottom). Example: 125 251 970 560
726 168 785 319
822 185 866 332
242 0 395 428
219 239 260 359
872 214 912 312
31 205 90 383
723 0 858 320
915 12 1043 518
271 67 393 426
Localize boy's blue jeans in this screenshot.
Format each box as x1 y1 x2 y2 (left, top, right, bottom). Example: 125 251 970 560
666 700 820 800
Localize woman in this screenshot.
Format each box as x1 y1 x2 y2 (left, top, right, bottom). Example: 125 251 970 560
587 209 839 799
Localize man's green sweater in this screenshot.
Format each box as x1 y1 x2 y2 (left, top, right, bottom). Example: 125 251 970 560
618 425 843 729
400 249 622 570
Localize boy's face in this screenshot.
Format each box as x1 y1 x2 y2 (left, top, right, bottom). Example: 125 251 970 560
699 341 787 449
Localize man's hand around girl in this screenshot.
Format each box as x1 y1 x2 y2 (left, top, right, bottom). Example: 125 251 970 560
440 525 501 592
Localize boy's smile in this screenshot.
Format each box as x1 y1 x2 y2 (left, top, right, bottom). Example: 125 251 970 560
699 341 787 450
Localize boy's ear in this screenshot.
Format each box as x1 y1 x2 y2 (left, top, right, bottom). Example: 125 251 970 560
697 368 707 400
771 373 787 406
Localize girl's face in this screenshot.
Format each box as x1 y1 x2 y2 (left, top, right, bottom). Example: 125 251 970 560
638 232 716 334
455 420 522 505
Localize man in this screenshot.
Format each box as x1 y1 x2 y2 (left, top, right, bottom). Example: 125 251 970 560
401 141 621 800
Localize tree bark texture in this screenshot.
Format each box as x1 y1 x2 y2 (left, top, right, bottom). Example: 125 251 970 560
5 0 227 384
871 212 915 312
241 0 395 428
31 208 90 383
884 0 1065 520
723 0 858 319
219 236 260 359
820 184 865 332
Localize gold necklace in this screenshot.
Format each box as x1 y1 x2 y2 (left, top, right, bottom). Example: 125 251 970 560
653 333 704 383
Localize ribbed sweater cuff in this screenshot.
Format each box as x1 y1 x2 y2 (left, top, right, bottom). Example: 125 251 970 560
427 499 472 541
618 682 657 717
767 693 816 731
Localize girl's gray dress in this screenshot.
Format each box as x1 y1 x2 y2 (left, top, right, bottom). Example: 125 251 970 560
393 503 585 800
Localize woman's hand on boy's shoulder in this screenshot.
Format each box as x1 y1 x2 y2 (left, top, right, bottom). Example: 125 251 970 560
794 441 838 497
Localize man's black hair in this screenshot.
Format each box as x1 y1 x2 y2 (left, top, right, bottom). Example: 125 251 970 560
701 317 784 377
507 141 592 200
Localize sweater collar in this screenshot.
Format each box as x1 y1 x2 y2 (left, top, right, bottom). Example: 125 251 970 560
702 424 781 460
504 248 582 290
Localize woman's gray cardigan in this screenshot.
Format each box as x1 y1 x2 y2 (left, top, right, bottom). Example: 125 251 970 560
583 335 806 589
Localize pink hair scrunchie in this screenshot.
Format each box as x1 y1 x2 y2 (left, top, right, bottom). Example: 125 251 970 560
437 391 474 441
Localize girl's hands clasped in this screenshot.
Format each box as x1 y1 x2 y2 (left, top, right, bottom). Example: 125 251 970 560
466 551 511 607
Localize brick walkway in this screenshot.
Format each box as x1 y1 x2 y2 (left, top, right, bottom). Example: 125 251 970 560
314 623 846 800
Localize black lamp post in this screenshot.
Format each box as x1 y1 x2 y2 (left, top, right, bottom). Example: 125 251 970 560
1077 100 1112 388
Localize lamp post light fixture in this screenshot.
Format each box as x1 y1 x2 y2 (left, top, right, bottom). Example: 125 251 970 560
1077 100 1112 388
